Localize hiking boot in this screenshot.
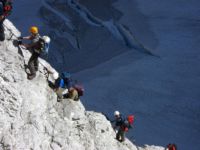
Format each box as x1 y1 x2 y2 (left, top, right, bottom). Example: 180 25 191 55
119 139 125 142
27 74 36 80
0 26 5 41
25 66 31 74
57 97 63 102
0 32 5 41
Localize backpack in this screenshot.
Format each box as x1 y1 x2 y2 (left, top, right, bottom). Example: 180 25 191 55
42 35 50 55
167 144 177 150
59 78 65 88
1 0 12 16
73 84 84 97
121 115 134 132
35 37 49 55
34 38 45 54
61 72 72 89
41 41 49 56
40 38 50 55
127 115 134 125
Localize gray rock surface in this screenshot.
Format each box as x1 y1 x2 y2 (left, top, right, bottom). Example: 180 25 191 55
0 20 164 150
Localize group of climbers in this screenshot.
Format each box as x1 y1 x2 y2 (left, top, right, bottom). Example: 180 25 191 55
0 1 84 101
0 1 178 147
0 0 133 138
6 2 84 101
18 26 84 101
16 23 135 143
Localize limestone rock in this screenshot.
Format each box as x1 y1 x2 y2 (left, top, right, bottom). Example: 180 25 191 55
0 19 164 150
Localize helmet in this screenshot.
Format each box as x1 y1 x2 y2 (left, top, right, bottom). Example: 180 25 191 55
114 111 120 116
29 26 38 34
42 36 51 44
53 72 59 80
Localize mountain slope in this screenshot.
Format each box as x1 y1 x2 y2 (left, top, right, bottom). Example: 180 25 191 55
8 0 200 149
0 20 164 150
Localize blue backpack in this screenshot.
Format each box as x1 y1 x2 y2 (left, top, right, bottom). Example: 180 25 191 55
59 79 65 88
61 72 72 89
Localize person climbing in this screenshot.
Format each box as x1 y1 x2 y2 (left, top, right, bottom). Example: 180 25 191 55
113 111 134 142
0 0 12 41
52 72 73 101
166 144 177 150
47 70 84 101
18 26 40 48
19 35 51 80
113 111 126 142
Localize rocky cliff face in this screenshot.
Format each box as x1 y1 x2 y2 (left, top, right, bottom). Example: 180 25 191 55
0 20 164 150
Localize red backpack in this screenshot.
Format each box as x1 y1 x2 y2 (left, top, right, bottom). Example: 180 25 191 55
1 0 12 16
121 115 135 132
127 115 134 125
167 144 177 150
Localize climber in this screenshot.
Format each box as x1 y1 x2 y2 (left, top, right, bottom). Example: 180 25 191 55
166 144 177 150
51 72 73 101
50 71 84 101
44 68 83 101
113 111 134 142
0 0 12 41
19 35 51 80
62 75 84 101
18 26 40 49
113 111 126 142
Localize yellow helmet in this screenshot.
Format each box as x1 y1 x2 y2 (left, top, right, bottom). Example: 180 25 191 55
29 26 38 34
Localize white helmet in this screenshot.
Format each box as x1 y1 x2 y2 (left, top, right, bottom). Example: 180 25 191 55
114 111 120 116
53 72 59 80
42 36 51 43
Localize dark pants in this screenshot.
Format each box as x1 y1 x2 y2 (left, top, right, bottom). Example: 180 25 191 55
28 52 40 76
116 128 125 142
0 19 5 41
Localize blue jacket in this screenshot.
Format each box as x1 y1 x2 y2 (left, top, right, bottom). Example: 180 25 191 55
55 78 72 89
59 79 65 88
